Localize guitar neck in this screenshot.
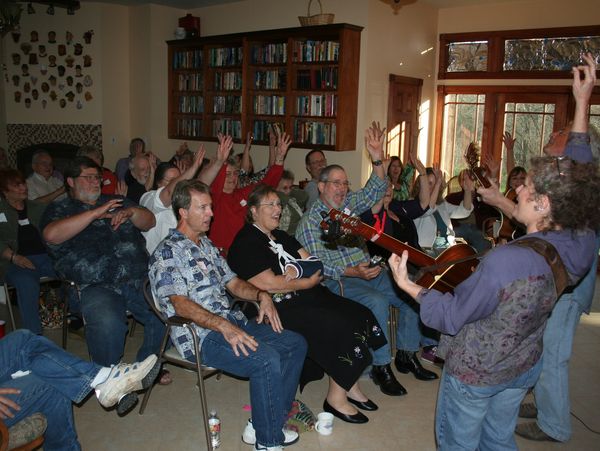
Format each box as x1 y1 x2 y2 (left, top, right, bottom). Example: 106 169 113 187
327 211 435 267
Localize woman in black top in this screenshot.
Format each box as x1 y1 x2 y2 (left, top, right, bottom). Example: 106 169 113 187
228 185 387 424
0 169 56 333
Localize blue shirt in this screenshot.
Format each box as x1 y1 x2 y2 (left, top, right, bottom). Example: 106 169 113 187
149 229 244 359
40 194 148 289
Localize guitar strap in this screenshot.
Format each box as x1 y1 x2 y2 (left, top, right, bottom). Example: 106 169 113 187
510 237 570 296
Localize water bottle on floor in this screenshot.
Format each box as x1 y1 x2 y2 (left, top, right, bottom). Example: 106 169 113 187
208 410 221 448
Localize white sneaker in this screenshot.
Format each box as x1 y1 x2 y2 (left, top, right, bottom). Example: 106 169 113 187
95 355 158 408
242 419 299 446
254 445 283 451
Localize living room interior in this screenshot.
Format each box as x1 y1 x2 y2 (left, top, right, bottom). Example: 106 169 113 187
1 0 599 449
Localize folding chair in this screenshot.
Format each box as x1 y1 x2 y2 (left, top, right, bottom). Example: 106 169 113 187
139 279 221 451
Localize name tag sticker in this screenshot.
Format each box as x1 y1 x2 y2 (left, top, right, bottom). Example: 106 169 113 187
0 213 6 223
240 199 247 207
18 218 30 226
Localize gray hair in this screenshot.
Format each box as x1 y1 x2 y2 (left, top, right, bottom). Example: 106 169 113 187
318 164 345 183
31 150 50 165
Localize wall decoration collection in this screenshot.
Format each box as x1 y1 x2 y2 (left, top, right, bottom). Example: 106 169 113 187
6 29 94 110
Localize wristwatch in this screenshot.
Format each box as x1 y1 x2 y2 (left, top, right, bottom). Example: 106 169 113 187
372 159 383 166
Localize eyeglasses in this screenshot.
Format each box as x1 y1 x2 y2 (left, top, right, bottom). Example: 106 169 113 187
554 155 569 177
325 180 351 188
259 201 282 208
309 158 327 166
76 175 102 182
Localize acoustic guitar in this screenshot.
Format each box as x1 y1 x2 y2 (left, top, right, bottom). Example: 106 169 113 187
320 209 480 293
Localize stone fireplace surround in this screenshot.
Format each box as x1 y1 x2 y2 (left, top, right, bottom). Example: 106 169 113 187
6 124 102 176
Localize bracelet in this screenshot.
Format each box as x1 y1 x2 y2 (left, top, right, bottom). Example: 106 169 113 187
10 252 16 264
372 159 383 166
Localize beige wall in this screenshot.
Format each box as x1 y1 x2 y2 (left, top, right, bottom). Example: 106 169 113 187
2 0 598 181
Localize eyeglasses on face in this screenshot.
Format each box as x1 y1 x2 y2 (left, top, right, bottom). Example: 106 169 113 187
76 175 102 182
259 201 282 208
309 158 327 166
325 180 351 188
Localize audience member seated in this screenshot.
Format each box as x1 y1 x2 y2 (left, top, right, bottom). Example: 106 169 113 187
26 150 66 203
115 137 145 182
40 157 164 373
275 170 308 235
140 140 230 254
0 330 159 450
445 169 499 253
302 149 327 210
389 154 600 451
76 145 118 195
229 185 386 424
125 154 155 204
149 180 307 451
412 165 473 256
296 123 437 397
208 131 289 253
0 169 55 334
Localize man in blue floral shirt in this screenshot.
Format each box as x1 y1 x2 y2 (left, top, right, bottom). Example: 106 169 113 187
40 157 164 368
149 180 306 451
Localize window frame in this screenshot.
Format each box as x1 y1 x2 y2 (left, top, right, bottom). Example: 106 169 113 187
438 25 600 80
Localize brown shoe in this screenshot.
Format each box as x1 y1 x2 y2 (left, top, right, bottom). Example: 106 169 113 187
515 422 558 442
518 402 538 419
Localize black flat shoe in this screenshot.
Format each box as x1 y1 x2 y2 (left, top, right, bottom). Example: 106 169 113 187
323 400 369 424
346 396 378 411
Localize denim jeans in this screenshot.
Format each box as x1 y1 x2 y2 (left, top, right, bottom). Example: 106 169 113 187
80 280 165 366
454 223 493 254
534 237 599 442
436 362 542 451
0 330 101 451
4 253 56 334
199 316 307 447
324 270 421 365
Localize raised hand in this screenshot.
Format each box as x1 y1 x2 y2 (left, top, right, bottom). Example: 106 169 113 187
572 53 597 107
274 129 292 164
502 131 516 152
217 134 233 162
365 121 385 161
482 153 500 181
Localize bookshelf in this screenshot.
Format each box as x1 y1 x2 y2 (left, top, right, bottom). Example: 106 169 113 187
167 23 362 151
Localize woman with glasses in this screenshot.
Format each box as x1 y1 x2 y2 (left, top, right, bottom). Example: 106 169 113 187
0 169 56 334
228 184 387 424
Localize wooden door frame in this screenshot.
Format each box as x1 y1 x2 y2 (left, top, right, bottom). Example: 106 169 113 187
387 74 423 163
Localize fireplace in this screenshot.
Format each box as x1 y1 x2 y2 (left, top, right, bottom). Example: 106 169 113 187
6 123 102 171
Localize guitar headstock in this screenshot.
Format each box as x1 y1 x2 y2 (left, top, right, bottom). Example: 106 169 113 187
319 209 372 239
464 142 491 189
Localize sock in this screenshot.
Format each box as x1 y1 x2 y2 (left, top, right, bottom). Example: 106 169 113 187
91 366 112 388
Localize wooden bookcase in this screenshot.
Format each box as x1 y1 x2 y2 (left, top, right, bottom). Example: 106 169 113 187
167 23 362 151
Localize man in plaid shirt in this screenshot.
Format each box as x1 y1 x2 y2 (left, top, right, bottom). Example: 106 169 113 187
296 123 437 397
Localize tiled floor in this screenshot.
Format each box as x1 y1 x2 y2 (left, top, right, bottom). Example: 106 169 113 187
2 276 600 450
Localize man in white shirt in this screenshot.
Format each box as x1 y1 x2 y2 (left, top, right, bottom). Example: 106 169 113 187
26 151 66 203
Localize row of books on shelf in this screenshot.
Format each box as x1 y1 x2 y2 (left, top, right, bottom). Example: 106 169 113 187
176 118 203 137
252 120 285 141
173 50 203 69
296 67 338 90
253 69 287 90
177 95 204 114
296 94 337 117
253 95 285 116
213 95 242 114
177 73 204 91
293 40 339 63
294 120 336 146
251 43 287 64
214 71 242 91
209 47 243 67
212 118 242 139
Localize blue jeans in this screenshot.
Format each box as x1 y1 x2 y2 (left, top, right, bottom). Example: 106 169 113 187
324 270 421 365
534 237 599 442
436 362 542 451
454 223 493 254
5 253 56 334
0 330 101 451
80 280 165 366
199 316 307 447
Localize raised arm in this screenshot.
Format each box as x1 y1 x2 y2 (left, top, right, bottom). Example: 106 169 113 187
160 145 206 207
571 53 596 134
502 132 517 175
268 127 277 167
144 153 157 192
198 135 233 186
240 132 253 173
365 121 386 180
428 164 443 209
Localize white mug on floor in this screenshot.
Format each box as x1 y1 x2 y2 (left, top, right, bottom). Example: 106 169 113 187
315 412 334 435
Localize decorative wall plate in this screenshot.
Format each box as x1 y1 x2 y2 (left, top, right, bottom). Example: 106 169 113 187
83 75 92 86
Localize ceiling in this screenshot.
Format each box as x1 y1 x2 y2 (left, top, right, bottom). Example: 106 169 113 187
82 0 522 10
